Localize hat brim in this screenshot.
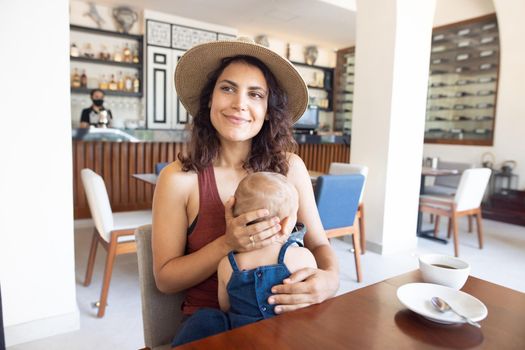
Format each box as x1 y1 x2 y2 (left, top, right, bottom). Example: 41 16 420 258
174 40 308 123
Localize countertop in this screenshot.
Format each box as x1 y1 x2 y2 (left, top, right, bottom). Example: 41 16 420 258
72 128 350 145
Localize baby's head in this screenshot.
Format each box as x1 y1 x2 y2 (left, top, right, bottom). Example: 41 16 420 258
233 172 298 236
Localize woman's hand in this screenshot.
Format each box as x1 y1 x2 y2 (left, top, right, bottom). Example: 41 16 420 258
268 267 339 314
223 197 284 252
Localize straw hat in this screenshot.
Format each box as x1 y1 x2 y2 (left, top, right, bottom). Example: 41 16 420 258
174 37 308 123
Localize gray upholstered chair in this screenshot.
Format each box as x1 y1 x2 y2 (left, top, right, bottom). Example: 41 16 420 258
424 161 474 196
135 225 185 350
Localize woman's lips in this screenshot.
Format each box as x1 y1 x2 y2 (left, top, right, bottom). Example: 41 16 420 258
225 114 249 124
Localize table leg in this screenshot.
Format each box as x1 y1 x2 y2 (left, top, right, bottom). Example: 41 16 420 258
416 174 448 244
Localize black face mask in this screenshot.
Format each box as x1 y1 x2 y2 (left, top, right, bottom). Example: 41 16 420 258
92 99 104 107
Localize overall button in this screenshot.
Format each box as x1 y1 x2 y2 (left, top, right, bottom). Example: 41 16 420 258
256 271 263 278
261 306 267 312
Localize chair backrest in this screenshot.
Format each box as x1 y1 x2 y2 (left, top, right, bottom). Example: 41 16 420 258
135 225 185 350
155 162 169 175
315 174 364 230
80 168 114 242
328 162 368 203
434 161 474 188
454 168 492 211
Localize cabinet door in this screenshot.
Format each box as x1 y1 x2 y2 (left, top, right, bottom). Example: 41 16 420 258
172 49 191 128
147 46 174 129
146 47 190 129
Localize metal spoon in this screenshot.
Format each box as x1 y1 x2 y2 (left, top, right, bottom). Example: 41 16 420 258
431 296 481 328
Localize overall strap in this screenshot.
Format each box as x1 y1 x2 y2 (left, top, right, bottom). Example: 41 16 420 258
227 251 240 272
277 239 302 264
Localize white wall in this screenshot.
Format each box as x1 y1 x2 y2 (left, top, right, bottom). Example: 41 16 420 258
0 0 79 346
425 0 525 190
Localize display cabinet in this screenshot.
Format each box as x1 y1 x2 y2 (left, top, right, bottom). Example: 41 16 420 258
334 47 355 133
70 24 144 97
291 61 334 112
424 14 499 145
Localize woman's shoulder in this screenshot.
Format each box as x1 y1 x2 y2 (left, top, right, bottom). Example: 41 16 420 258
157 160 198 190
285 152 308 178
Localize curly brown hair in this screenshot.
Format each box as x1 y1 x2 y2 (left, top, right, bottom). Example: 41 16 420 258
178 55 297 175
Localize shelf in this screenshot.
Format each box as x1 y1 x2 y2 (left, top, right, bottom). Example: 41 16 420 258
308 85 332 92
425 14 498 146
291 61 334 72
71 56 142 68
71 87 142 98
70 24 143 41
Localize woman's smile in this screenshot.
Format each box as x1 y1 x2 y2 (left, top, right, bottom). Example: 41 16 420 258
209 61 268 143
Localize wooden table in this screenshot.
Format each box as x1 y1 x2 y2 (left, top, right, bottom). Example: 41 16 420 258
174 270 525 350
134 171 323 187
417 167 460 243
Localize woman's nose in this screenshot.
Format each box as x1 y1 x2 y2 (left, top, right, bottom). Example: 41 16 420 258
231 94 248 111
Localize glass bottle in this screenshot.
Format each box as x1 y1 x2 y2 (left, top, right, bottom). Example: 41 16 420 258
113 45 123 62
133 73 140 93
123 43 132 63
117 71 125 91
71 68 81 88
108 74 118 91
132 45 140 64
124 74 133 92
99 74 108 90
70 43 80 57
80 69 88 88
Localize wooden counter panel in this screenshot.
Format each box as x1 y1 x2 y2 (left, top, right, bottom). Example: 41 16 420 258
73 141 349 219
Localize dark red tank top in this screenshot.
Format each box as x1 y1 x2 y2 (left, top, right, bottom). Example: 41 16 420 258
182 165 225 315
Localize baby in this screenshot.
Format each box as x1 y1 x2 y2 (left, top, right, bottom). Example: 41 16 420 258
218 172 317 327
172 172 316 346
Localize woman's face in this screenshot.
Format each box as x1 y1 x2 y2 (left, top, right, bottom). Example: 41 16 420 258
209 61 268 144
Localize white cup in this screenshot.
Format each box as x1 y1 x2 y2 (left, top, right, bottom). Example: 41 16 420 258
418 254 470 290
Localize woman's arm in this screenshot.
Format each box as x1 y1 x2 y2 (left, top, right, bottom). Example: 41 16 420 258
269 153 340 313
152 162 283 294
152 162 230 293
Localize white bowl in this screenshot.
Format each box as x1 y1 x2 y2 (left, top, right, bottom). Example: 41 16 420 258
418 254 470 290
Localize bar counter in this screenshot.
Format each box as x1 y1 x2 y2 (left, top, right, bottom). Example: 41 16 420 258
72 128 351 218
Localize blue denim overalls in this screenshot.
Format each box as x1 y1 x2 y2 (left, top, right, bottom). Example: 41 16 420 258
172 224 306 347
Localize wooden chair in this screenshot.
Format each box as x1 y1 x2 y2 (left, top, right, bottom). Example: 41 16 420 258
328 162 368 254
315 174 365 282
81 168 151 317
135 225 185 350
419 168 491 257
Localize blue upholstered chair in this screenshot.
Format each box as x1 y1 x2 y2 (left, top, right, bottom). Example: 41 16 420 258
315 174 365 282
155 162 169 175
329 162 369 254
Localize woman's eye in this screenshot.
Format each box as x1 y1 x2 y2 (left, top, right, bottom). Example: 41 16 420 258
220 86 234 93
250 92 265 99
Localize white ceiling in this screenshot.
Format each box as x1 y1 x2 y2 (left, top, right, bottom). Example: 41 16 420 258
97 0 357 49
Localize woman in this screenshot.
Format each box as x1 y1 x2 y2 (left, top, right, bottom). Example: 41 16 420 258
152 38 339 320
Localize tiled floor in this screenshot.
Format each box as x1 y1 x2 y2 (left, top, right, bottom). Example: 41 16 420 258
9 216 525 349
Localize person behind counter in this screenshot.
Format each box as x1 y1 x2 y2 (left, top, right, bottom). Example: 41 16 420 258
79 89 113 128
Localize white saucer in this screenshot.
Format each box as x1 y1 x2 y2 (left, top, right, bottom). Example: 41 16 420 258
397 283 488 324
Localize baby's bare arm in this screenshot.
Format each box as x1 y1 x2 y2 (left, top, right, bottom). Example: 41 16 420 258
217 256 232 311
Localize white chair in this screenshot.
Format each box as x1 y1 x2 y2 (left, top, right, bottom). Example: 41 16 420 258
81 168 151 317
419 168 491 257
329 162 368 254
